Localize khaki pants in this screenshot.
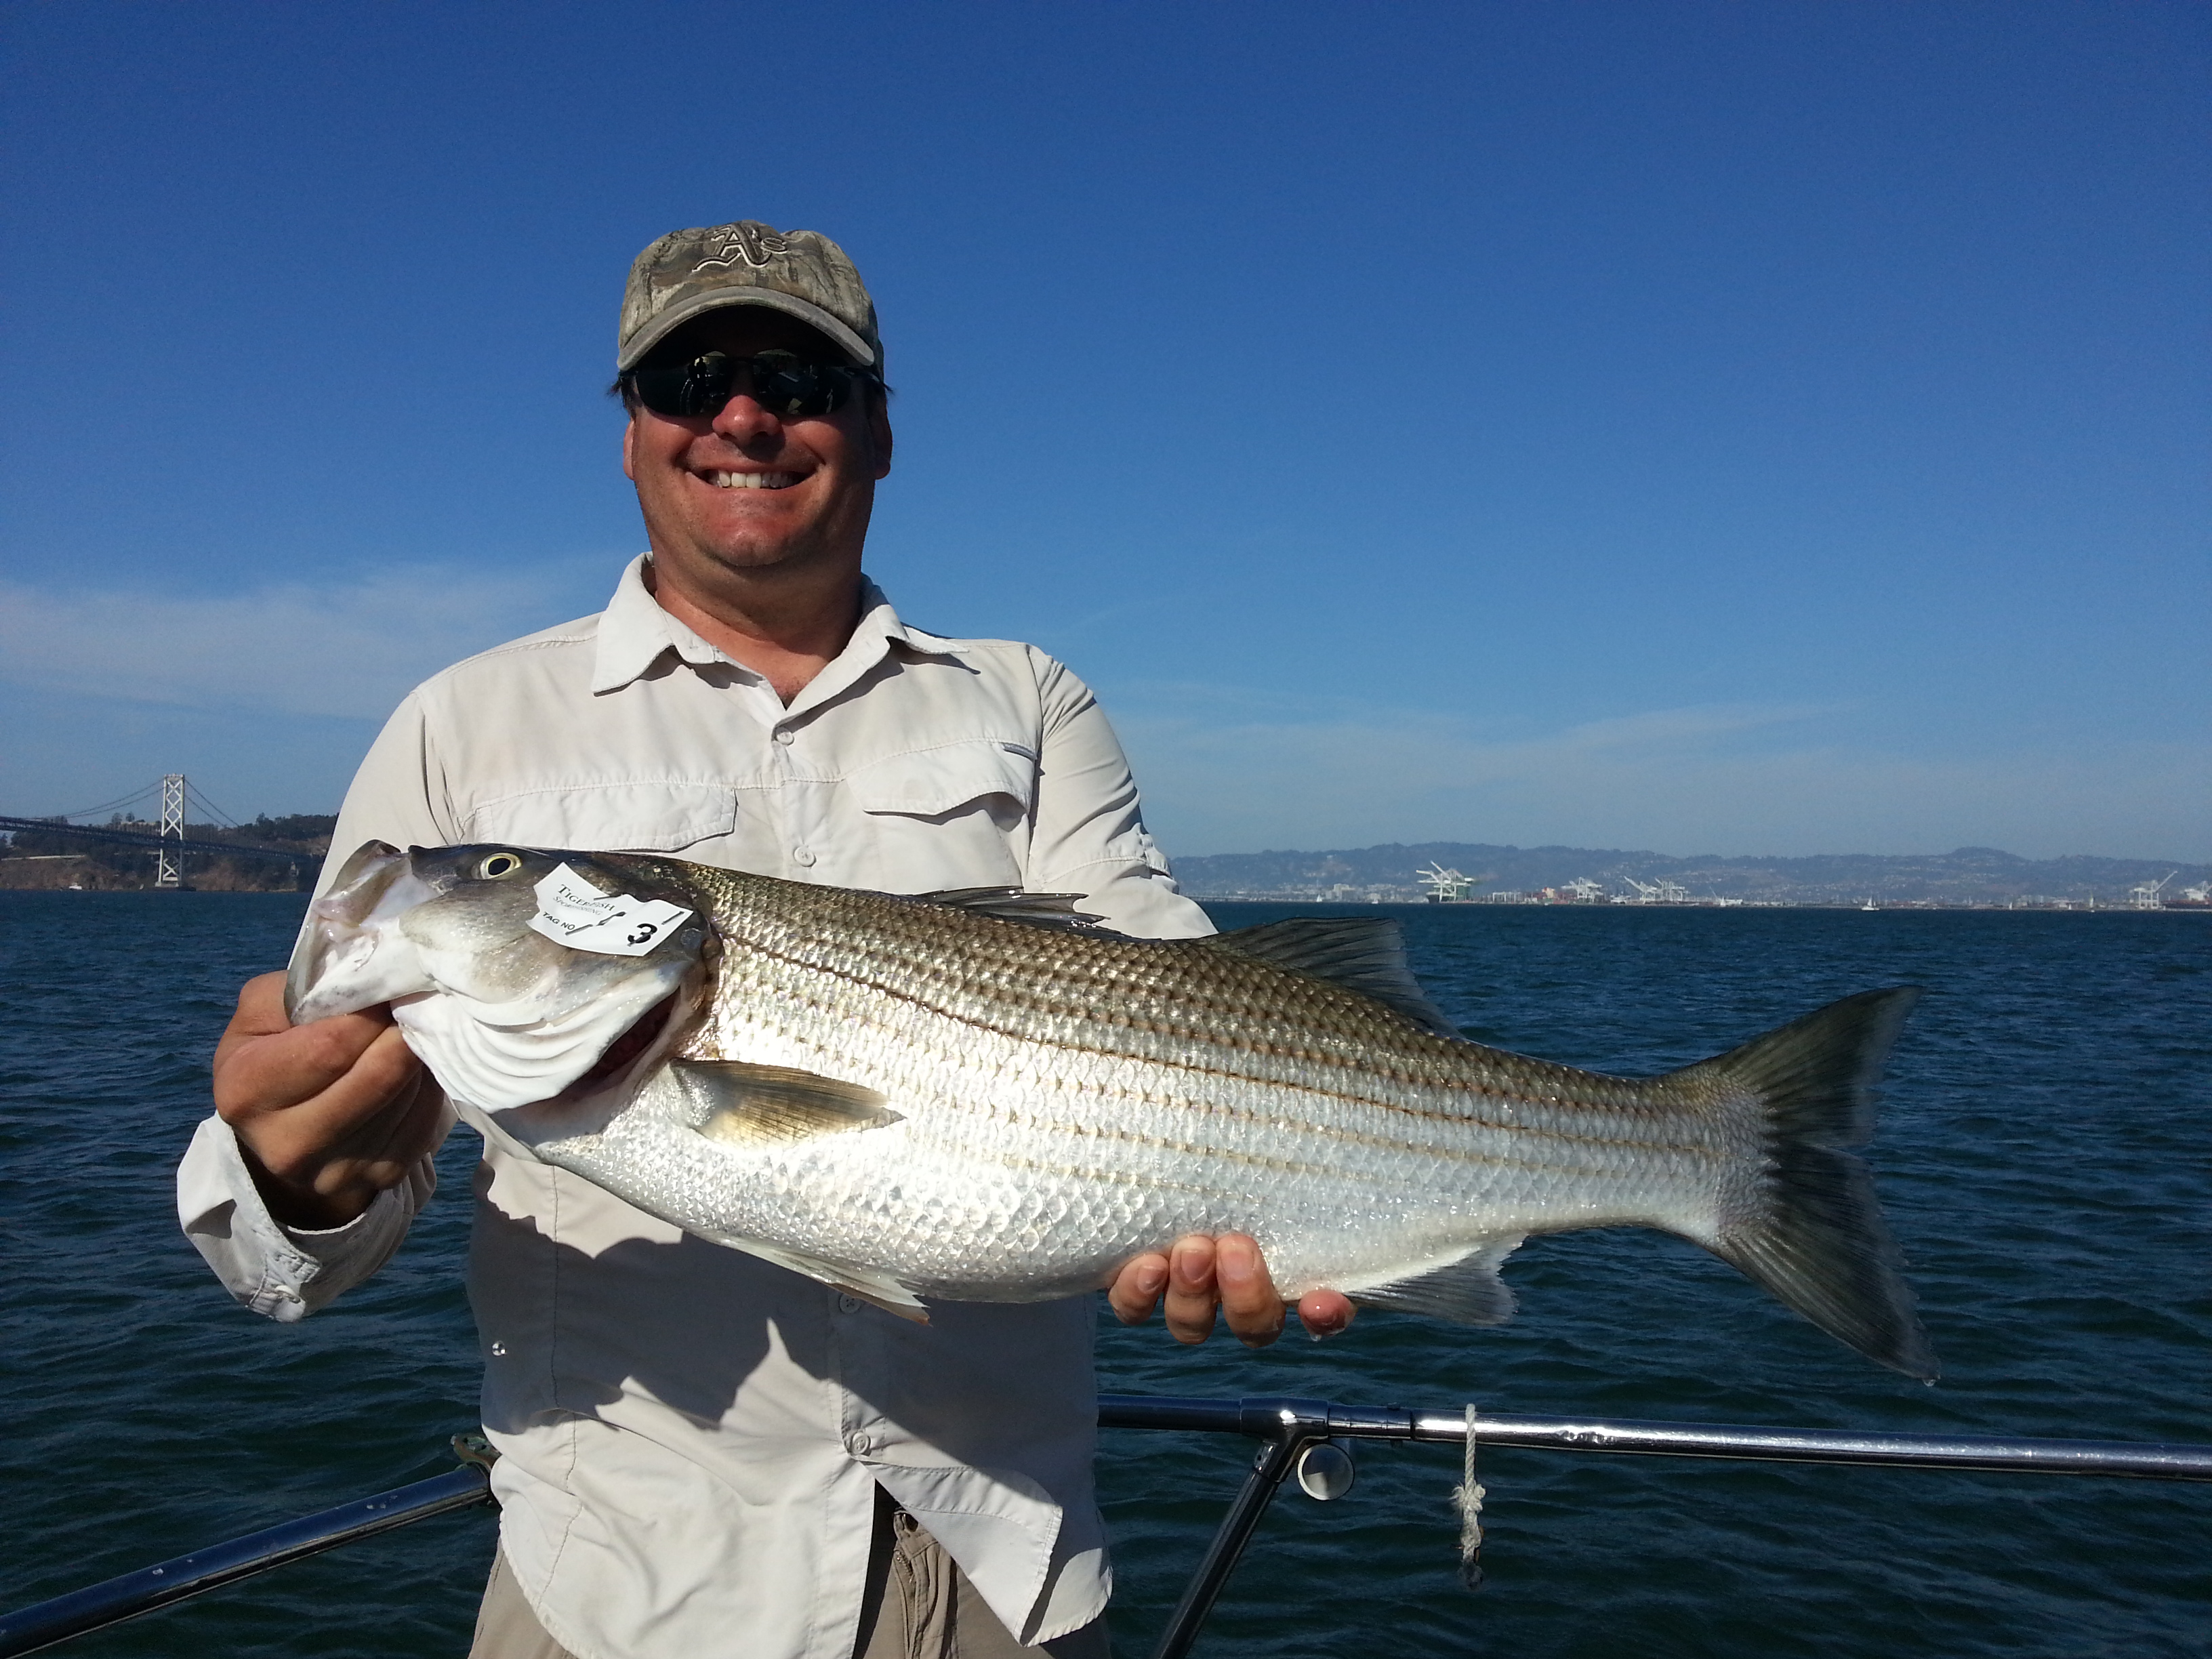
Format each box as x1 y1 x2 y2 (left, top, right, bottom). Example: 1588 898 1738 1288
469 1489 1110 1659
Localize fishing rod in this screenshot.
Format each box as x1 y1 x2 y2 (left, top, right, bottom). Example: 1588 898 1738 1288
1099 1395 2212 1659
3 1398 2207 1659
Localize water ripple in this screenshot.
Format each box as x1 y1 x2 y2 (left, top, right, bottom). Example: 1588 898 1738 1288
1 895 2204 1656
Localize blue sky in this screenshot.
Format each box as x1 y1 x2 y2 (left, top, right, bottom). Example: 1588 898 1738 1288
3 2 2205 860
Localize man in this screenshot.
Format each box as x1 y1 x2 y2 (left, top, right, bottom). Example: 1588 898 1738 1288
179 222 1353 1659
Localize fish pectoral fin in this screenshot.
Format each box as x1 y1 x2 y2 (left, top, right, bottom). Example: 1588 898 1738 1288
1204 918 1460 1038
724 1240 930 1322
1347 1235 1525 1326
680 1060 905 1147
909 886 1116 934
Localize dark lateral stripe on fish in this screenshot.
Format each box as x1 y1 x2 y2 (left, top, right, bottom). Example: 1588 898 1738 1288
954 1099 1706 1187
769 1021 1716 1176
734 922 1538 1080
729 940 1698 1155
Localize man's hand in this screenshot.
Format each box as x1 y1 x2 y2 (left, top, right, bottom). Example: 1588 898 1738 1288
211 972 445 1231
1107 1234 1356 1348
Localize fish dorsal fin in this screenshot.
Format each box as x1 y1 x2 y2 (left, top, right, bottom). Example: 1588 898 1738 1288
912 887 1116 933
673 1060 904 1147
1207 918 1460 1036
1347 1235 1525 1325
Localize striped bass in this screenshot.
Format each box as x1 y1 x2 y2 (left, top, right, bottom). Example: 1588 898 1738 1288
287 841 1938 1377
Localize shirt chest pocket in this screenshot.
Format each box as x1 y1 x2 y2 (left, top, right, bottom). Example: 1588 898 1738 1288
845 740 1038 889
460 781 740 854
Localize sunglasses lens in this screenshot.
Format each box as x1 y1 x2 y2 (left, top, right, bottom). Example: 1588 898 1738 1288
630 354 733 418
630 352 860 420
754 356 852 419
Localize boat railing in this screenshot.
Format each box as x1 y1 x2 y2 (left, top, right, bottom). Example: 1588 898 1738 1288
4 1393 2209 1659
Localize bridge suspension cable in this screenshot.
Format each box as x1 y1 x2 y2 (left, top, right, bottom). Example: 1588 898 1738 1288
43 781 161 822
183 780 243 830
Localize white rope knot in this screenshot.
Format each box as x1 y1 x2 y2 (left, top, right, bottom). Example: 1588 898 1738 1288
1452 1402 1486 1590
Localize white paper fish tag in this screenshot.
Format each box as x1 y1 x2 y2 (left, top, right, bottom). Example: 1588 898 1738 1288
527 863 694 958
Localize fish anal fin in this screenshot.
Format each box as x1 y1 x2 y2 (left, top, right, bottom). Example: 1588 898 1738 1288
1347 1236 1525 1326
1208 918 1460 1037
674 1060 903 1147
718 1238 930 1322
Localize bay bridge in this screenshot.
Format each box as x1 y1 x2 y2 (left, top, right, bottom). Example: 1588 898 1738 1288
0 775 319 888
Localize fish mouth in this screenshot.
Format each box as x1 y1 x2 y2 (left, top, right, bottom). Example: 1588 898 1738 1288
284 841 441 1024
573 992 681 1090
287 841 716 1114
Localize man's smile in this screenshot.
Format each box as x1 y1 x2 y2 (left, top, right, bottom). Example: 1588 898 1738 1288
701 469 803 491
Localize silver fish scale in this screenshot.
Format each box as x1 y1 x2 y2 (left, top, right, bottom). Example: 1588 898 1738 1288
552 860 1755 1302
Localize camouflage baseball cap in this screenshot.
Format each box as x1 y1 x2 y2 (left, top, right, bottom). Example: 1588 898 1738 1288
617 220 880 372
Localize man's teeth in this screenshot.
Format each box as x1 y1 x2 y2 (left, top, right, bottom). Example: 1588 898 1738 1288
707 471 799 490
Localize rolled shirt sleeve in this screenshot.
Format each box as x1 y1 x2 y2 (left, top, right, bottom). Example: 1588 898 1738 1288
174 687 460 1322
177 1111 448 1322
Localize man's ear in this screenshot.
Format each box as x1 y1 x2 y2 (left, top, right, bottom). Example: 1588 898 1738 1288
621 414 639 481
867 389 893 480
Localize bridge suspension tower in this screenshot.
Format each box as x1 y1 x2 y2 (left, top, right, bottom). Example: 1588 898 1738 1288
155 774 186 888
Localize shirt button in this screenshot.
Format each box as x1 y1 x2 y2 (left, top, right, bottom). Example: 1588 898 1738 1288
844 1430 876 1458
836 1294 863 1315
792 846 817 867
773 727 794 745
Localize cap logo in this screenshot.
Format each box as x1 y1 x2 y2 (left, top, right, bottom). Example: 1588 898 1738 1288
694 224 793 274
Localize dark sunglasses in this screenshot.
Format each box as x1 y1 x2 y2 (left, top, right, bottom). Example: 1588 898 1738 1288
626 350 876 421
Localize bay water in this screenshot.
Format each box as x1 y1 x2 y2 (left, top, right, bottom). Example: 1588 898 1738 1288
1 893 2205 1656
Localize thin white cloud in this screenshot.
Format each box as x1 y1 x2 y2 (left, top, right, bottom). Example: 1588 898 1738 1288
3 581 2200 861
1114 693 2211 863
0 567 600 720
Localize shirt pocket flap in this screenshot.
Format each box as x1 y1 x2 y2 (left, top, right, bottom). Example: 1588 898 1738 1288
462 781 739 853
848 741 1038 819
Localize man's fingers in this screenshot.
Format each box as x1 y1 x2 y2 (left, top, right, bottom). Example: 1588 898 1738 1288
214 958 413 1128
328 1060 449 1190
219 971 296 1046
1296 1289 1356 1338
208 970 443 1231
1107 1254 1170 1326
238 1024 423 1168
1214 1233 1286 1348
324 1022 424 1112
1112 1236 1354 1346
216 1001 400 1126
1162 1235 1220 1344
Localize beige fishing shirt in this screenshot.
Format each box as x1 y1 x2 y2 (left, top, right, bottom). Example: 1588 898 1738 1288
176 555 1212 1659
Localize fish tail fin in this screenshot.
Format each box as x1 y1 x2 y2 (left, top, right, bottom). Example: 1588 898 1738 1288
1679 987 1939 1380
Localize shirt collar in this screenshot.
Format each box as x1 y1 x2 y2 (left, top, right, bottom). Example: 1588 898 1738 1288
588 554 962 697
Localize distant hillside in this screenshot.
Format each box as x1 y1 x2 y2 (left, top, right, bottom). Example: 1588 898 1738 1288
0 814 336 891
1170 842 2212 905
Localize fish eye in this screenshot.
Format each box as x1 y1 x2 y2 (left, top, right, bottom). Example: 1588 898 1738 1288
477 852 527 880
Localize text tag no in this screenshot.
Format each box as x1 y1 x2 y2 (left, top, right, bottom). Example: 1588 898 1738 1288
527 863 694 958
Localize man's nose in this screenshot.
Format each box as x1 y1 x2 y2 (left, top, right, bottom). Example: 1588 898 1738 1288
708 382 782 445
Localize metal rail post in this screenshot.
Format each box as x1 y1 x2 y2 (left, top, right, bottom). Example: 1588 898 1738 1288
1138 1398 1334 1659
